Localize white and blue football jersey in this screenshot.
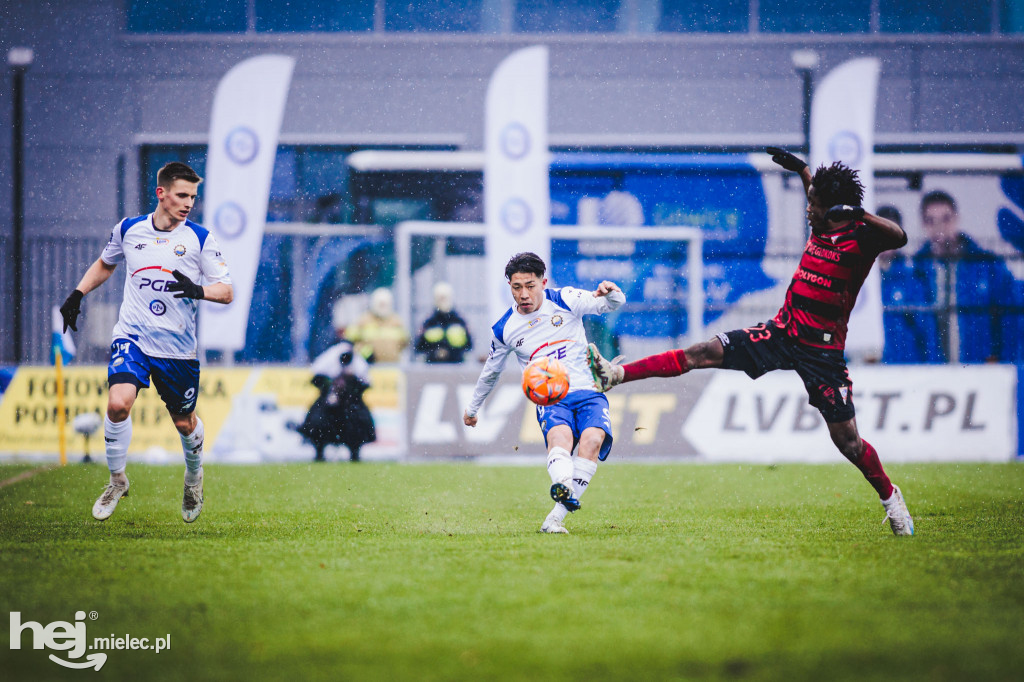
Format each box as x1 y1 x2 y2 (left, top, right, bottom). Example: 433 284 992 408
101 214 231 360
466 286 625 416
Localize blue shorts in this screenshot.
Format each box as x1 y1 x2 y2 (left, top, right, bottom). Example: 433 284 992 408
107 338 200 415
536 390 614 461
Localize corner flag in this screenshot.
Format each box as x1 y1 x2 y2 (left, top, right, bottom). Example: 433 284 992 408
51 306 76 365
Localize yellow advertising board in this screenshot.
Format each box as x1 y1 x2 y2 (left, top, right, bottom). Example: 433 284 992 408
0 366 249 454
0 366 401 457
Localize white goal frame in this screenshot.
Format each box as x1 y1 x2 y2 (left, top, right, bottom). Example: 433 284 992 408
395 222 705 349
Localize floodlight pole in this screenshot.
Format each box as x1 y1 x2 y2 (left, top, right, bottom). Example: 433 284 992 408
8 47 33 363
800 69 812 154
791 49 819 157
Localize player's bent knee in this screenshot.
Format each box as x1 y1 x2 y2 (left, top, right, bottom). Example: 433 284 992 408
107 405 130 422
580 427 605 446
106 383 137 421
170 412 197 434
575 428 605 461
106 397 133 421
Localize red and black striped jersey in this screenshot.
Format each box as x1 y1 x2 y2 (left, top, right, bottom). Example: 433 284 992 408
772 222 891 350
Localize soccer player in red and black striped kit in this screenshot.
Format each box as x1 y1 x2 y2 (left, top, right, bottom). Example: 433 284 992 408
587 147 915 536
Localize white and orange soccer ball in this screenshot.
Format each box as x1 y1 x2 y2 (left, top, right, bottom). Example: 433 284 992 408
522 356 570 406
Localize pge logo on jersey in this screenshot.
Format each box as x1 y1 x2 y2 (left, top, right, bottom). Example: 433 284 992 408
9 611 171 671
137 277 176 292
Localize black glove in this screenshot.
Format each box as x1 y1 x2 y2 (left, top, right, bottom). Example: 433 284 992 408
59 289 84 332
824 205 865 223
766 147 808 173
166 270 204 300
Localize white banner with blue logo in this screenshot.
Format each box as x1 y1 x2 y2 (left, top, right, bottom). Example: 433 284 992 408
484 46 550 324
199 54 295 353
811 57 884 359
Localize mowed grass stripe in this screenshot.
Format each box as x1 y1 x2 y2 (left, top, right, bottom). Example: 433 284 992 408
1 462 1022 682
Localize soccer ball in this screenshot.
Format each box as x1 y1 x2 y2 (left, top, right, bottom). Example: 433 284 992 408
522 356 570 406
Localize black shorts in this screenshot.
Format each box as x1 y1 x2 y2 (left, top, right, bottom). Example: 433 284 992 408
716 322 855 423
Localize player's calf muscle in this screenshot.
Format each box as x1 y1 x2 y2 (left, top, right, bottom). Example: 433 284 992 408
684 339 724 369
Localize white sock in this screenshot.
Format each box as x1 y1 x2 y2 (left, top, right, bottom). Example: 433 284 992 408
572 457 598 499
180 418 205 485
104 415 132 475
547 503 569 523
546 446 573 486
546 457 599 523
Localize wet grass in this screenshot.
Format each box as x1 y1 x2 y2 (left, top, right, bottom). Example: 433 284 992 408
1 461 1022 681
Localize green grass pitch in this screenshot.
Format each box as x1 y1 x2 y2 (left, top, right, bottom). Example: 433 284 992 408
1 461 1022 681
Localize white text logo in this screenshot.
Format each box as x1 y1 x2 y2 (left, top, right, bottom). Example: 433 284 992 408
9 611 171 671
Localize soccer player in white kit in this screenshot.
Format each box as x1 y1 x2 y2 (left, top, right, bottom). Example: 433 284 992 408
59 162 233 523
463 252 625 534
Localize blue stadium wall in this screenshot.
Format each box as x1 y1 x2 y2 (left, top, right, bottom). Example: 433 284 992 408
3 1 1024 365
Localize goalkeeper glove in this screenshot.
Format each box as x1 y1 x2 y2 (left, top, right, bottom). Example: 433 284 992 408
59 289 84 332
766 147 808 173
166 270 205 300
824 205 865 223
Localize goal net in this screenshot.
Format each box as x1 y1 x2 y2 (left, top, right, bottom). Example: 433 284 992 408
394 222 704 361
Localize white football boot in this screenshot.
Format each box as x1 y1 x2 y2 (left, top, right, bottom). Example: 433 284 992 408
540 515 569 534
92 479 130 520
881 485 914 536
182 469 204 524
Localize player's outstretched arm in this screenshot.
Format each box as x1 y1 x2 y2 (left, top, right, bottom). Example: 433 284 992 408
74 258 118 296
593 280 621 297
862 210 908 250
203 282 234 304
464 338 512 425
586 280 625 314
60 259 118 332
766 146 812 192
824 205 907 250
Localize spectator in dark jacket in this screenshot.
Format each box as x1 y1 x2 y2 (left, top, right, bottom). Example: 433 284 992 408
882 191 1020 363
878 206 944 364
297 337 376 462
415 282 473 364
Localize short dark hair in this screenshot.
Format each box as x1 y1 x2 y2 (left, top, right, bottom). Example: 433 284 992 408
504 252 546 281
921 190 956 215
876 205 902 226
157 162 202 188
811 162 865 207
